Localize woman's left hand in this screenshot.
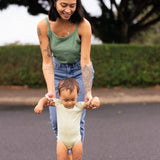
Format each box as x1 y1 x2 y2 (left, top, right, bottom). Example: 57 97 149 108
85 96 100 109
90 96 100 109
84 93 92 109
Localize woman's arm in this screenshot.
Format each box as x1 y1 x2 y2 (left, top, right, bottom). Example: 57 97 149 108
79 19 93 104
37 19 56 98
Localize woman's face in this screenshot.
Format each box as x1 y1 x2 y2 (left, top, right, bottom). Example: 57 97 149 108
55 0 77 20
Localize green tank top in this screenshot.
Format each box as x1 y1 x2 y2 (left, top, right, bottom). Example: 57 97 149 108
45 18 81 64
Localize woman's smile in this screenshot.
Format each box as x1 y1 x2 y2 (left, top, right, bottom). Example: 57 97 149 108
62 12 71 19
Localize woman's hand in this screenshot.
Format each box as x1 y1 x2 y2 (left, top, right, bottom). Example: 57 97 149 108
85 96 100 109
84 92 92 109
90 96 100 109
45 92 56 107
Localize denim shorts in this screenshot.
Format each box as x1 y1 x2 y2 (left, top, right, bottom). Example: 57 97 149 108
49 57 94 142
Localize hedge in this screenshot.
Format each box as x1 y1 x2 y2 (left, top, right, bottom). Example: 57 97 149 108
0 44 160 88
0 45 44 87
91 44 160 87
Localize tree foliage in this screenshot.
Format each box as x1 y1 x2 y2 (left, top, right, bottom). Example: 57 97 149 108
86 0 160 43
1 0 160 43
0 0 49 15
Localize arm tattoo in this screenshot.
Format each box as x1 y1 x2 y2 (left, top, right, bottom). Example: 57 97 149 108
43 44 52 57
37 27 41 36
37 27 42 45
82 64 92 94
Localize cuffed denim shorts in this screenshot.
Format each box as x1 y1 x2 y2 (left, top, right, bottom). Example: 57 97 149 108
49 57 94 142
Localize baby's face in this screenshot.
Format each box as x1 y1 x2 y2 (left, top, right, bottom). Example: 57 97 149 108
60 88 78 109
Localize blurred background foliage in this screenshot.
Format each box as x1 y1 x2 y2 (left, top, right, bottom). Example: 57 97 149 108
1 44 160 88
1 0 160 88
1 0 160 43
131 21 160 45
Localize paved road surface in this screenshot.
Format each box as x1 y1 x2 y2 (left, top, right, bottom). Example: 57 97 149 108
1 103 160 160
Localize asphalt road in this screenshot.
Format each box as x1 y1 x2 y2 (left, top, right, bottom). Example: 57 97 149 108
1 103 160 160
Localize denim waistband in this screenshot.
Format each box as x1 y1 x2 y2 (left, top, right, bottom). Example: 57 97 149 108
53 57 81 68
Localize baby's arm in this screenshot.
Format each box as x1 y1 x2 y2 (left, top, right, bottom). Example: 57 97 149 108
34 97 48 114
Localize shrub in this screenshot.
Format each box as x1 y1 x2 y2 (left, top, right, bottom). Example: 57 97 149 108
1 44 160 88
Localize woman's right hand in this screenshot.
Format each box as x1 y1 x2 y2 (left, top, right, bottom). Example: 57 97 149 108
37 19 56 104
45 92 56 106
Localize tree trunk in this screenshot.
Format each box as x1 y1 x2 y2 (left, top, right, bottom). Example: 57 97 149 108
121 22 129 43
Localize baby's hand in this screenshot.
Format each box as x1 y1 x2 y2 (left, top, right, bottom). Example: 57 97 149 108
34 105 43 114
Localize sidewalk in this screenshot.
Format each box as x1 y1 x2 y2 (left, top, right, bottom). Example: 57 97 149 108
1 86 160 105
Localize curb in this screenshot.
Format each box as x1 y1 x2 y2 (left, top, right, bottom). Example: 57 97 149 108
1 87 160 105
1 95 160 106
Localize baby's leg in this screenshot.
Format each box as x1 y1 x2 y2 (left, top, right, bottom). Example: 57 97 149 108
57 140 71 160
72 141 82 160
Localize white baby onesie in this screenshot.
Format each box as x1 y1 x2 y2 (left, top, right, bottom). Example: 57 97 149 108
53 98 84 149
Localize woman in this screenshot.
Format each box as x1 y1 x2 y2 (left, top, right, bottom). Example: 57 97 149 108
37 0 99 159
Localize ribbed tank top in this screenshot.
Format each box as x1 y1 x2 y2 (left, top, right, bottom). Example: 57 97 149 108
45 18 81 64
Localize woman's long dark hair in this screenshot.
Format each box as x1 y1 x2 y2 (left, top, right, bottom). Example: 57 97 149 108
48 0 84 23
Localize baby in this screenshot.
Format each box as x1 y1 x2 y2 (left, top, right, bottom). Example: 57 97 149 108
34 78 100 160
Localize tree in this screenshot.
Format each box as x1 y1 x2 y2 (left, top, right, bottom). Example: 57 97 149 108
86 0 160 43
1 0 160 43
0 0 49 15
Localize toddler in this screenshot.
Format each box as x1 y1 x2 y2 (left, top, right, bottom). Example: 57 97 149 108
34 78 100 160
